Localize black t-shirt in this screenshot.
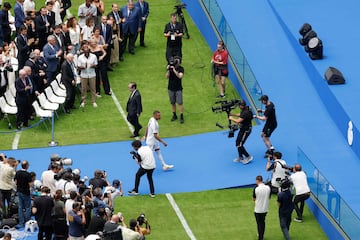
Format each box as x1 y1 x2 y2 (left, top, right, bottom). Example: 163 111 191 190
168 65 184 91
14 170 32 195
33 195 55 226
89 178 108 190
240 107 253 129
164 22 183 48
277 189 294 216
264 101 277 128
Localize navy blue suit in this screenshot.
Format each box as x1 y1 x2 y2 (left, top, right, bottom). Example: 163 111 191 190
43 43 60 82
135 1 149 46
15 76 34 128
100 23 113 64
119 5 142 56
14 2 26 30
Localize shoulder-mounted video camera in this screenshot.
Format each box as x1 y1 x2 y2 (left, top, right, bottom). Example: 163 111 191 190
212 99 241 114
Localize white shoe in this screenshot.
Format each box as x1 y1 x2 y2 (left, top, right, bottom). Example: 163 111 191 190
93 102 98 108
162 164 174 171
96 94 102 98
233 157 243 163
242 156 253 164
80 102 85 107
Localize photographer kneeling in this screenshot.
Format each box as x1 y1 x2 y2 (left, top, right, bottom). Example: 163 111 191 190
229 100 253 164
266 151 290 194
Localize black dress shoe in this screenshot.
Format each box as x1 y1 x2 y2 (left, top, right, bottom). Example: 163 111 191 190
119 56 124 62
129 51 135 55
107 67 114 71
140 43 146 47
105 92 112 96
65 109 71 114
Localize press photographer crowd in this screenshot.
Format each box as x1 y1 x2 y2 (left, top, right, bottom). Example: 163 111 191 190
0 152 153 240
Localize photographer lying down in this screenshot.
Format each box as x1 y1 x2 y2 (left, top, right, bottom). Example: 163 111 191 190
228 100 254 164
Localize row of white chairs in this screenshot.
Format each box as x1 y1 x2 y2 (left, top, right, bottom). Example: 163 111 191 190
0 73 67 129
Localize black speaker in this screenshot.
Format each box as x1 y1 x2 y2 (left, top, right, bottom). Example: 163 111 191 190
324 67 345 85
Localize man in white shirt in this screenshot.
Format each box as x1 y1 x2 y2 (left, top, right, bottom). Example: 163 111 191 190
77 43 98 108
41 162 58 196
128 140 156 197
0 156 18 218
143 110 174 170
253 175 271 240
266 151 289 191
289 164 310 222
77 0 96 28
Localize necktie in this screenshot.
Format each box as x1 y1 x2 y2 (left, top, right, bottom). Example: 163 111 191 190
128 10 132 17
140 4 144 14
102 24 106 41
115 12 120 24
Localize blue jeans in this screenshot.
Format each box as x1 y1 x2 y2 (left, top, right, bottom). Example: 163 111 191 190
18 192 31 225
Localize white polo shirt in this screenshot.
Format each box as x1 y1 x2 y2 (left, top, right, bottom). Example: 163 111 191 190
253 183 271 213
290 171 310 195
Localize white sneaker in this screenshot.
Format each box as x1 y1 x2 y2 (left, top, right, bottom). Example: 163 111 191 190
162 164 174 171
242 156 253 164
96 94 102 98
233 157 243 163
80 102 85 107
93 102 98 108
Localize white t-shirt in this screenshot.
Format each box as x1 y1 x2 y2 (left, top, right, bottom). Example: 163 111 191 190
41 170 56 195
145 117 159 147
55 179 77 197
65 198 75 225
271 159 288 188
254 183 271 213
0 162 15 190
290 171 310 195
138 146 156 170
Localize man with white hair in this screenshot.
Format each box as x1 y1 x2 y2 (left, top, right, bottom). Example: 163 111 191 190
15 69 33 129
61 53 77 113
43 35 62 84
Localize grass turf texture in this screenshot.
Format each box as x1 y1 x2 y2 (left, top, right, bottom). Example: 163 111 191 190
0 0 238 149
116 188 327 239
1 1 327 239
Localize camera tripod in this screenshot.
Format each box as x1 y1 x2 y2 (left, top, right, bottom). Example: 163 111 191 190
175 5 190 39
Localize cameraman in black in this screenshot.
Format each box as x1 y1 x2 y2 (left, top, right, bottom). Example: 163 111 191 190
137 213 151 237
164 13 183 63
229 100 254 164
166 56 185 123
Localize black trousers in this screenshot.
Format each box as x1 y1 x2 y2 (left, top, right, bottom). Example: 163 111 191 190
166 46 182 63
134 167 154 194
38 225 53 240
0 189 12 218
63 82 76 110
236 127 252 158
95 61 111 94
127 114 142 135
120 31 137 56
254 212 267 240
293 192 310 219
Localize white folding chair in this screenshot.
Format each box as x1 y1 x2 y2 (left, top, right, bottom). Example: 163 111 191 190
50 80 67 97
44 86 66 104
37 93 59 111
0 96 17 129
4 90 16 107
32 100 53 130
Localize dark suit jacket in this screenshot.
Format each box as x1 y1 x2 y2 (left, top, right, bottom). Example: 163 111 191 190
15 77 31 105
43 43 60 72
60 0 72 20
126 89 142 116
25 59 44 92
47 11 56 30
61 60 75 85
120 6 142 35
16 34 31 68
99 23 113 45
135 1 149 27
35 14 49 48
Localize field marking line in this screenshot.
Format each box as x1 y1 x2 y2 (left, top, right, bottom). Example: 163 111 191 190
12 132 21 150
166 193 196 240
110 89 138 138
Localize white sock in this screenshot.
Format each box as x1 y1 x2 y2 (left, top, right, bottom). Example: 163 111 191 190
155 150 166 166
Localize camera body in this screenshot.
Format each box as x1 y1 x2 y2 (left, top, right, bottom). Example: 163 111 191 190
228 124 239 138
212 99 241 113
137 213 147 225
130 151 142 162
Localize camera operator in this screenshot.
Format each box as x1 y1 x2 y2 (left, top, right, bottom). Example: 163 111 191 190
0 156 18 218
68 202 86 239
289 164 310 222
128 140 156 197
56 171 78 199
89 170 110 190
137 213 151 237
164 13 183 63
228 100 254 164
166 56 184 123
265 151 290 193
41 162 59 196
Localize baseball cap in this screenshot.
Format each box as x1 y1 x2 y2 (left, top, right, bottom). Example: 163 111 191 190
112 179 120 188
